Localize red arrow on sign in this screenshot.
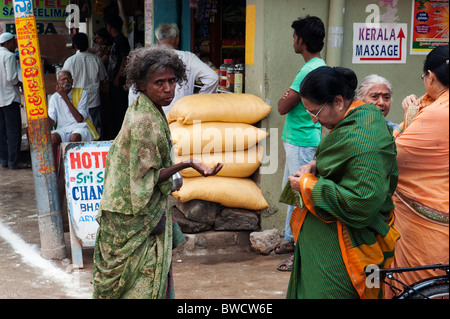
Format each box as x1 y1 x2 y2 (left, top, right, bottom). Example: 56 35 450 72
360 28 405 61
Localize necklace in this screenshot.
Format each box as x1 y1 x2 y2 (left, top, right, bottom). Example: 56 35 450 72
436 88 449 100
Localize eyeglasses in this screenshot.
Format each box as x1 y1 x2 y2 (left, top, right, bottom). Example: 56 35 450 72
306 106 324 119
421 70 429 80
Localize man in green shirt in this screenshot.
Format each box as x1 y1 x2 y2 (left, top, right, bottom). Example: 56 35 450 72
276 16 326 269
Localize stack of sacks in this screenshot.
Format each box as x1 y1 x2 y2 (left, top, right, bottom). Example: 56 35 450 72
168 93 270 211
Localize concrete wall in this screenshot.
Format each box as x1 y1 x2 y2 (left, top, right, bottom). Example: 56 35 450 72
246 0 428 231
246 0 330 230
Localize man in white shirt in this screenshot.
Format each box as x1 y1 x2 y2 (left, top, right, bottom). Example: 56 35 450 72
0 32 26 169
63 32 107 133
48 70 94 161
128 23 219 114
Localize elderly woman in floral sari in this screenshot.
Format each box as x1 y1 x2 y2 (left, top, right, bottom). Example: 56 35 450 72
385 46 449 298
286 66 400 299
92 46 223 299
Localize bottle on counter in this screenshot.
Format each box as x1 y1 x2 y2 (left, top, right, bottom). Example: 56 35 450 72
234 63 244 93
226 61 235 92
219 59 232 91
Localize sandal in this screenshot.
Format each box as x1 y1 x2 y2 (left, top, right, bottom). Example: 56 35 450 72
9 162 31 169
277 255 294 272
274 241 295 254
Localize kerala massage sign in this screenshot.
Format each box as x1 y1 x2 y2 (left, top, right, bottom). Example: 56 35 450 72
352 22 408 64
64 142 112 247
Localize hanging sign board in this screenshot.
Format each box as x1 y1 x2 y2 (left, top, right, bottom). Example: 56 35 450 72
410 0 449 55
63 141 112 249
352 22 408 64
144 0 153 46
2 0 69 20
1 20 67 35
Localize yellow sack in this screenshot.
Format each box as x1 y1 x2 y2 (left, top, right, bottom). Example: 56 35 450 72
175 145 263 178
172 176 269 210
170 121 268 156
167 93 271 125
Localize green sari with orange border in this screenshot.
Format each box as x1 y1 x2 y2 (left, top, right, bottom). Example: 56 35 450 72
287 101 400 299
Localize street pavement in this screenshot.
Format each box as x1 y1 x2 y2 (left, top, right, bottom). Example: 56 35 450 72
0 157 290 299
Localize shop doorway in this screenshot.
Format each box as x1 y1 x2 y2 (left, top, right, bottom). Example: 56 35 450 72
190 0 246 70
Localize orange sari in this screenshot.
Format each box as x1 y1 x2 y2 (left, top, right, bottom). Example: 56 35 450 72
387 90 449 298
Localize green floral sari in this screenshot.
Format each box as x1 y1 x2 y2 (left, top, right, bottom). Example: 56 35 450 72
92 93 185 299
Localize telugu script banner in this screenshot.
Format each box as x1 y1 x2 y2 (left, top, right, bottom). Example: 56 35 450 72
15 15 48 120
410 0 449 55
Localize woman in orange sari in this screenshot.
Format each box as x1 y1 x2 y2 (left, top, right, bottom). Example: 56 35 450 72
386 46 449 298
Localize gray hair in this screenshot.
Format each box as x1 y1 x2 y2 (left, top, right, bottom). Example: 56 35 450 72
125 45 187 95
155 23 179 41
356 74 393 101
56 68 72 79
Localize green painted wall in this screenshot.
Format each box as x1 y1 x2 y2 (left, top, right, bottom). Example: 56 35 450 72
246 0 330 231
246 0 428 232
342 0 426 124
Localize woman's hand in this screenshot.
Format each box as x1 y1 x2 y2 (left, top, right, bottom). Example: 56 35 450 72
288 175 301 191
401 94 419 111
288 160 316 191
190 158 224 177
297 160 316 176
158 159 223 184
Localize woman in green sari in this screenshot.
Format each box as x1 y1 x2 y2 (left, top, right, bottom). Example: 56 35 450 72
92 46 223 299
287 67 400 299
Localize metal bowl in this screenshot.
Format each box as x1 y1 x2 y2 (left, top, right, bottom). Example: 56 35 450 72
171 172 183 192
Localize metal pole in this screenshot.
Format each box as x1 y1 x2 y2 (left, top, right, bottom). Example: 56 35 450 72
13 0 66 259
326 0 346 67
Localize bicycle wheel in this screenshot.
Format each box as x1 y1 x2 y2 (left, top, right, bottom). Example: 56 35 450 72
406 283 449 299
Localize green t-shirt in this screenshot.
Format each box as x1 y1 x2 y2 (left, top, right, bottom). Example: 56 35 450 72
281 57 326 147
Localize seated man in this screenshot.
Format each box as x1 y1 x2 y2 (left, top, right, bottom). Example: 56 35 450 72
48 69 98 163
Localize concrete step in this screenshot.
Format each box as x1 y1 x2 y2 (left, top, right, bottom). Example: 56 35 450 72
174 230 252 257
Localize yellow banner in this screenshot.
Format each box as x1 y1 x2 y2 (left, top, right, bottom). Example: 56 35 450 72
15 16 48 121
245 4 255 66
